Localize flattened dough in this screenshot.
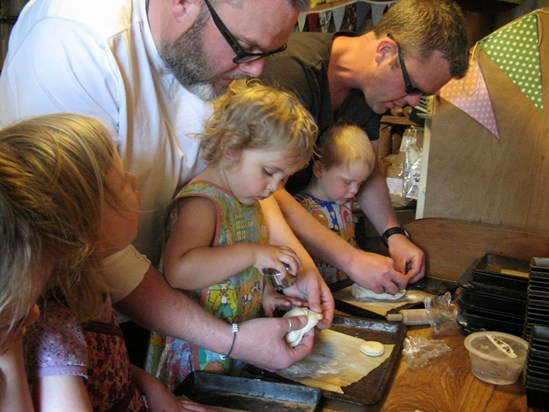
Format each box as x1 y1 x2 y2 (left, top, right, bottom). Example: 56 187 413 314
351 283 405 301
284 307 323 347
360 341 385 357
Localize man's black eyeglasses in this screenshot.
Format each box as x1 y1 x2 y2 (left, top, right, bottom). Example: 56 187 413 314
387 33 425 96
203 0 287 64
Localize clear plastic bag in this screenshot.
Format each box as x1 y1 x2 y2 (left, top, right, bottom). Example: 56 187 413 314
424 291 459 337
401 126 422 200
385 126 422 207
402 335 452 370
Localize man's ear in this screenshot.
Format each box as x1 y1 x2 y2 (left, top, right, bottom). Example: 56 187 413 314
171 0 201 23
374 38 397 66
312 160 324 178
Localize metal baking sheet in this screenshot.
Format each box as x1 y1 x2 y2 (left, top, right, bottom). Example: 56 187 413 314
457 287 526 317
174 371 322 412
459 262 527 300
473 254 530 289
244 315 406 406
331 276 458 319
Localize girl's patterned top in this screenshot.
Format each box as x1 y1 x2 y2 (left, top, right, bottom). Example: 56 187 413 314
146 181 267 390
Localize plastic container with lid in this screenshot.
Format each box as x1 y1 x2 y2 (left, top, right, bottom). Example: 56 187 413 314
464 331 528 385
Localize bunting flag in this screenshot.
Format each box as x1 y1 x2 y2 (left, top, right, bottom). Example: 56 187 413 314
332 6 346 30
356 2 371 30
478 11 543 111
319 10 333 32
439 54 500 139
370 4 388 25
298 3 363 32
297 13 307 32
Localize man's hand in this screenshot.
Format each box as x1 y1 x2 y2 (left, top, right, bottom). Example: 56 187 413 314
231 315 315 371
345 250 408 294
387 234 426 284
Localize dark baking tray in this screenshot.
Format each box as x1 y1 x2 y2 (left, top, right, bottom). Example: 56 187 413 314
459 262 527 301
531 257 549 273
174 371 322 411
473 254 530 291
331 276 458 319
457 288 526 317
457 306 524 336
243 315 406 406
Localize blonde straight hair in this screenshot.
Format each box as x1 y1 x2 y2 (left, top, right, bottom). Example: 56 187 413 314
315 122 376 172
0 113 119 350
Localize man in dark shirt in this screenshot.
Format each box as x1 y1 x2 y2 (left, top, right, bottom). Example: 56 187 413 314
261 0 469 293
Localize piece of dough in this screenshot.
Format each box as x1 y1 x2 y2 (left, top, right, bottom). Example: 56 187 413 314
360 341 385 357
283 308 323 347
351 283 405 301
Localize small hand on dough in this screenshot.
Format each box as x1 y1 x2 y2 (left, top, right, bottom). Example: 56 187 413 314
283 307 323 347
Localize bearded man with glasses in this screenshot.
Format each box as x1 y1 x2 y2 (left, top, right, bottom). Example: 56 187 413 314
261 0 469 294
0 0 337 397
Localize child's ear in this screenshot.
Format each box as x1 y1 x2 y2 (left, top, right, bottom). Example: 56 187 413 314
312 160 324 178
219 135 237 163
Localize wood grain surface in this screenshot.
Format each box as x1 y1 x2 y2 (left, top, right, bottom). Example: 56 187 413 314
423 10 549 234
404 218 549 281
321 326 529 412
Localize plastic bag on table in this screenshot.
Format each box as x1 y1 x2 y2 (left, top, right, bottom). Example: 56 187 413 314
424 291 459 337
402 335 452 370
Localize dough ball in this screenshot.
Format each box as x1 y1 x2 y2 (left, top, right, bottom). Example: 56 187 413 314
283 307 323 347
360 341 385 357
351 283 405 301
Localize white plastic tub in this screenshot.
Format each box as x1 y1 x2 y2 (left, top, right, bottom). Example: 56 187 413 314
464 331 528 385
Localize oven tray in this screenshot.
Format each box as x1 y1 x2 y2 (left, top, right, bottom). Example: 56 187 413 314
243 315 406 406
174 371 322 412
459 261 527 300
457 287 526 316
331 276 458 319
473 254 530 289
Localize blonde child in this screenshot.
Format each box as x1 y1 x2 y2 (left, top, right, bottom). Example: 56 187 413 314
1 132 52 410
0 114 211 411
146 82 318 390
294 123 376 284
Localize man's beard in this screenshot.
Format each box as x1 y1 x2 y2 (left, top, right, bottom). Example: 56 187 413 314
159 12 240 101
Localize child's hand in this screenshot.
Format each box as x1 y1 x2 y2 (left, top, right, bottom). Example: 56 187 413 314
132 366 214 412
253 244 301 277
262 283 306 317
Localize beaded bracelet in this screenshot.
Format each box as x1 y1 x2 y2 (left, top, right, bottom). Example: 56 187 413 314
226 323 239 357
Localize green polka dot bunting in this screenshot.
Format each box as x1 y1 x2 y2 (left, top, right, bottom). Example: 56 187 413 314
479 12 543 111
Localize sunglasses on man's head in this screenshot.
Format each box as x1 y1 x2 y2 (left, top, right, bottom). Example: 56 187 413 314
203 0 287 64
387 33 431 97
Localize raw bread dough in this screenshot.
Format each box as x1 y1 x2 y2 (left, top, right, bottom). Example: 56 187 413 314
351 283 405 301
360 341 385 357
284 307 323 347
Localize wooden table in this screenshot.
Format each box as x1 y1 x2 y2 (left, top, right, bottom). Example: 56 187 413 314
321 325 529 411
317 218 547 411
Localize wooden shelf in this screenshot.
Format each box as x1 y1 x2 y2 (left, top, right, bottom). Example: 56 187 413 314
380 115 419 126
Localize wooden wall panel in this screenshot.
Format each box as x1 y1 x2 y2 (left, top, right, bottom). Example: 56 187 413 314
423 10 549 233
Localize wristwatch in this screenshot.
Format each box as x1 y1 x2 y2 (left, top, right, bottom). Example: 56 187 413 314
381 226 411 248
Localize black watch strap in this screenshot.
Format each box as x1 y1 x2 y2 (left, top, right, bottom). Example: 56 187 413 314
381 226 410 248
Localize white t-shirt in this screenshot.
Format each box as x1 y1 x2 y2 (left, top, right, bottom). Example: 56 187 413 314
0 0 211 301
